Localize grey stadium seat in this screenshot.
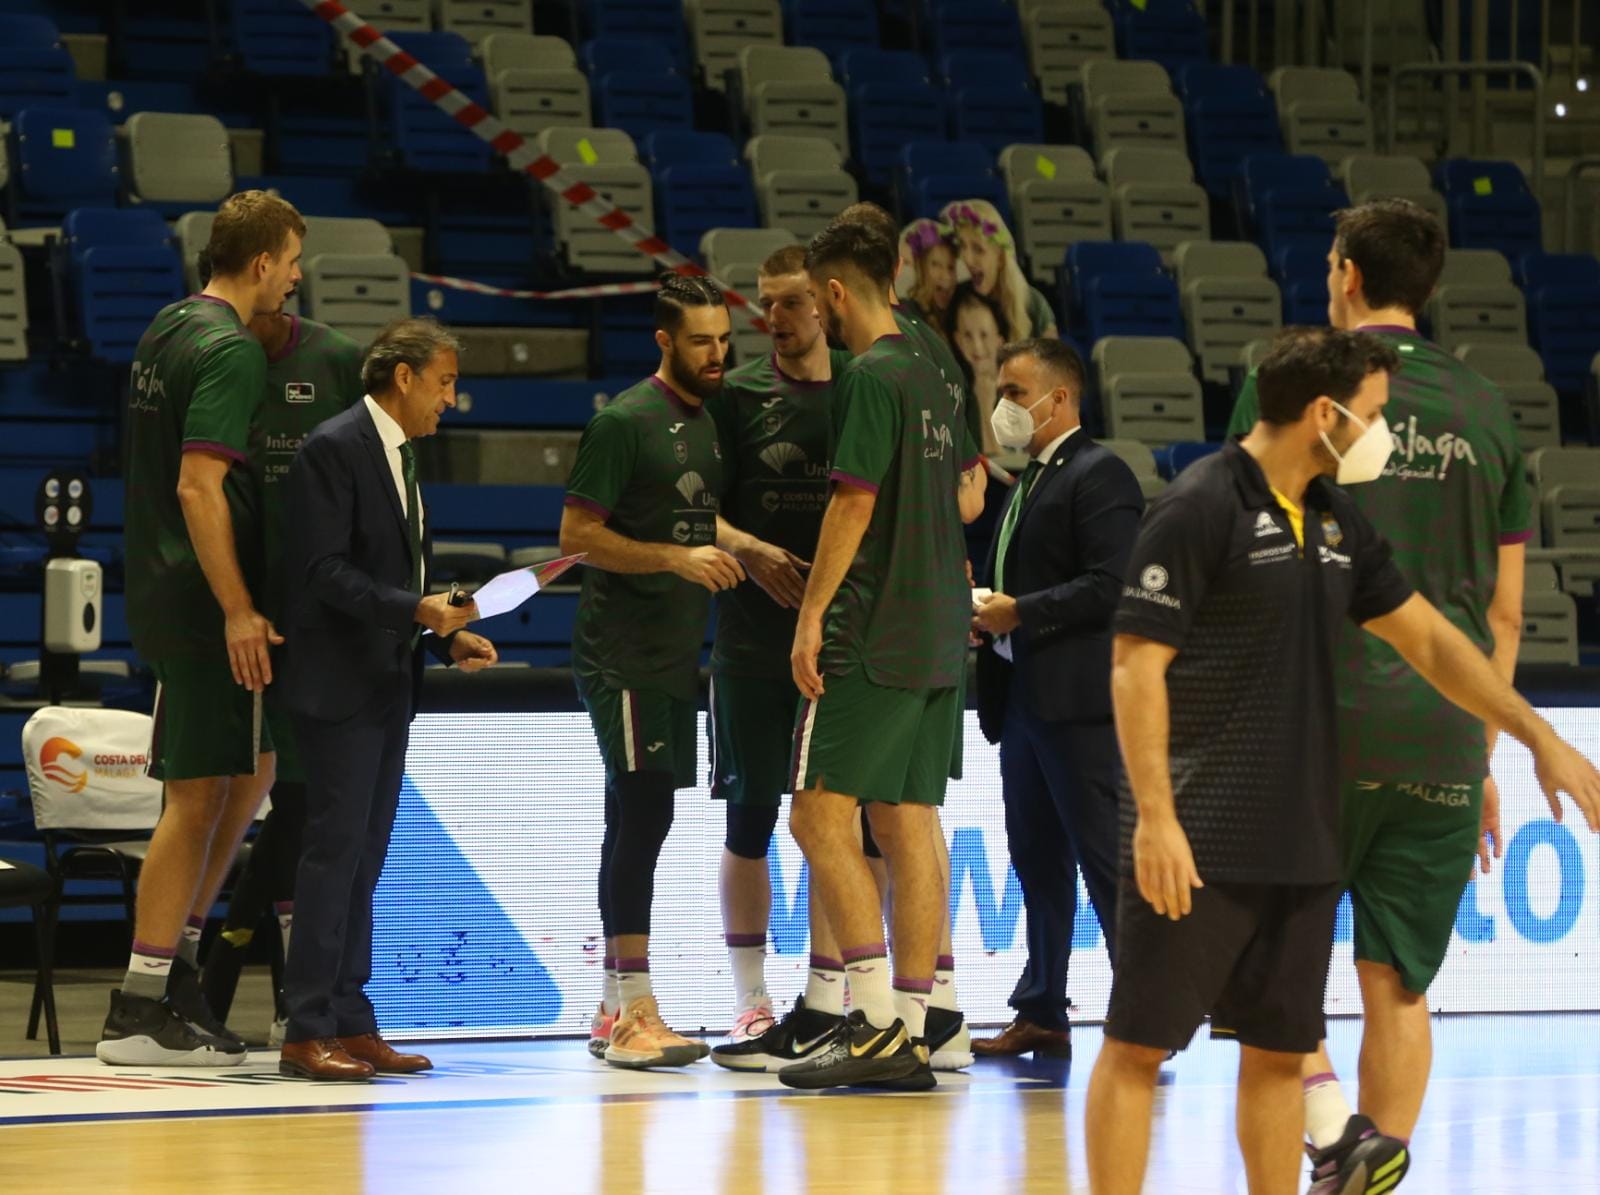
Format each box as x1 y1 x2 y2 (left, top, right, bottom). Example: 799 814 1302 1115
1005 145 1109 285
1091 335 1194 394
300 254 412 345
547 164 654 274
700 227 799 278
124 113 233 205
176 213 392 293
1082 59 1183 158
0 242 27 363
1437 248 1513 287
739 48 847 153
1101 146 1193 190
1112 182 1210 264
1338 153 1447 224
491 67 592 140
1426 256 1527 350
1105 371 1205 446
1501 381 1562 451
1024 3 1115 106
1528 547 1600 598
686 0 782 93
1002 144 1097 193
435 0 532 44
745 134 841 181
1453 342 1545 382
1542 485 1600 550
720 261 769 365
757 168 857 240
1528 445 1600 491
479 33 576 77
1099 436 1166 497
1518 591 1579 666
1172 241 1282 384
534 125 637 164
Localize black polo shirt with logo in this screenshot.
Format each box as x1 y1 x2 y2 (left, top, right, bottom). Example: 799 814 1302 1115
1113 439 1414 886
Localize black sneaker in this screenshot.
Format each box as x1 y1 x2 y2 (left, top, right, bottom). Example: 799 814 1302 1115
777 1010 923 1090
168 958 247 1050
856 1037 937 1091
925 1007 973 1071
710 996 844 1073
95 989 249 1067
1307 1114 1410 1195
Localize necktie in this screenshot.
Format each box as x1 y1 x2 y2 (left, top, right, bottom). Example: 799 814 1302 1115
994 459 1042 595
400 441 422 646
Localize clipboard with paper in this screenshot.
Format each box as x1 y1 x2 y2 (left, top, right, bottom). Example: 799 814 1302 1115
459 552 586 619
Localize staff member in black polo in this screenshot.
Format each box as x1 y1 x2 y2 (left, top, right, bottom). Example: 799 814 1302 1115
1084 327 1600 1195
277 317 499 1081
970 338 1143 1059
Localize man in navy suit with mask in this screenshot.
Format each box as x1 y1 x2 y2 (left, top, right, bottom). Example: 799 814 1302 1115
971 337 1143 1059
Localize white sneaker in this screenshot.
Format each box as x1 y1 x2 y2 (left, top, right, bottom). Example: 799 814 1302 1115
727 999 776 1043
927 1007 973 1071
269 1016 287 1048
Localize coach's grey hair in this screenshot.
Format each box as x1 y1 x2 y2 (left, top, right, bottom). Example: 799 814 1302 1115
361 317 462 395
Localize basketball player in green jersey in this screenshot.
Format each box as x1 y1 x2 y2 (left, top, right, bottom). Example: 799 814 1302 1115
1226 200 1532 1193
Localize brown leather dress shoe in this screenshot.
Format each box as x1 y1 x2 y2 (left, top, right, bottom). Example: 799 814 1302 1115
338 1032 433 1074
971 1017 1072 1059
279 1038 377 1081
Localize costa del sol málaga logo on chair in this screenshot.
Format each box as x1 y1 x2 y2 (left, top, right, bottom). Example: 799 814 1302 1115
39 738 88 793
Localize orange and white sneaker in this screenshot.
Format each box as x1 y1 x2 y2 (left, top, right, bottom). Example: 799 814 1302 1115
728 999 776 1043
587 1002 618 1059
604 995 703 1069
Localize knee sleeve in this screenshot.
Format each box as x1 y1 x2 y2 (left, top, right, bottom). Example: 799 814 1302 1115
860 805 882 859
607 773 677 936
724 803 779 860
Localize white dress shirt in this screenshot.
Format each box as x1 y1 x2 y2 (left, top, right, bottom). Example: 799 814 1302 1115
364 394 426 591
994 424 1080 662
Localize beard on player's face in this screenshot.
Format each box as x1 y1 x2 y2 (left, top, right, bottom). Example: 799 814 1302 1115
666 343 725 400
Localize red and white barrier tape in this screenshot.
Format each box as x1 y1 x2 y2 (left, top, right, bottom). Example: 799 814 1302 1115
412 272 660 300
298 0 766 330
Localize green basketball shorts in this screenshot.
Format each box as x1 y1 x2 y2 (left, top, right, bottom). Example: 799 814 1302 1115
708 670 800 806
579 681 698 790
789 669 958 806
148 656 274 782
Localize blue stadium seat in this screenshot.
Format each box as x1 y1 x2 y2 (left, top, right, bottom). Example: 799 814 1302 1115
937 51 1029 90
75 247 185 364
380 33 493 173
582 0 690 76
642 133 758 259
923 1 1024 61
1084 271 1185 343
8 109 119 223
895 140 995 221
580 37 679 80
0 15 60 46
225 0 336 76
1518 256 1600 398
593 71 693 141
949 82 1044 158
1256 184 1348 262
850 78 946 189
1061 240 1172 339
1436 159 1543 260
1155 439 1223 479
61 208 173 261
1173 63 1261 101
784 0 881 70
1271 244 1330 323
1176 66 1280 198
0 45 76 119
836 48 931 92
78 80 206 120
1234 152 1334 237
1111 0 1209 73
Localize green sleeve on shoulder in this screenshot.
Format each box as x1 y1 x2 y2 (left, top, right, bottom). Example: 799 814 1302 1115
565 408 636 515
1225 372 1260 439
832 369 900 488
1499 437 1534 539
184 335 267 456
333 333 366 408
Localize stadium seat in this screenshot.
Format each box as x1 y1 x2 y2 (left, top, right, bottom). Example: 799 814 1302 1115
1338 153 1448 224
1254 181 1349 263
1267 67 1374 165
1110 0 1208 73
75 245 185 364
483 33 576 75
1453 341 1545 382
1068 241 1186 344
1427 284 1528 352
1091 333 1194 393
582 0 688 76
950 81 1045 159
0 45 76 119
8 108 119 223
757 168 857 240
300 253 412 344
1102 145 1193 192
436 0 533 43
748 133 842 181
685 0 783 93
737 46 848 154
1501 381 1563 450
1271 243 1330 324
1234 152 1333 238
1172 240 1282 383
1517 591 1579 665
642 132 758 258
1002 144 1109 284
938 51 1030 91
1063 239 1164 323
701 227 798 276
850 79 946 190
491 67 592 140
836 48 932 92
1023 2 1114 108
1112 180 1210 265
1154 439 1224 478
379 33 493 173
1519 256 1600 398
122 113 234 210
1178 67 1282 199
784 0 880 71
590 56 694 141
579 36 674 79
1103 367 1205 445
896 141 996 223
0 14 60 46
61 208 173 260
1436 159 1544 260
224 0 337 75
539 125 638 164
923 1 1026 61
0 243 27 363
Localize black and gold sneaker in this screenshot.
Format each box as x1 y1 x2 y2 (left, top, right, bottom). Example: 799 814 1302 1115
777 1010 924 1090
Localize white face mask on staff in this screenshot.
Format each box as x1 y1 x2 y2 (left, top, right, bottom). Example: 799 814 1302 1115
989 392 1052 451
1320 400 1395 485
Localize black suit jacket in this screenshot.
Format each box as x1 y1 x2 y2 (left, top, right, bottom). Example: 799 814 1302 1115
976 431 1144 743
280 400 450 723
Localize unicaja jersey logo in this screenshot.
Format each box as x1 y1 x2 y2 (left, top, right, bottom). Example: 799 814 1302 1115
675 471 708 505
759 442 806 473
39 738 87 793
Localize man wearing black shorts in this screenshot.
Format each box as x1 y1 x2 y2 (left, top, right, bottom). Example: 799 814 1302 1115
1085 327 1600 1194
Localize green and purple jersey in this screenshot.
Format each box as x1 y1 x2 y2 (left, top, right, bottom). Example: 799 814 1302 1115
566 376 725 701
1226 327 1533 783
123 295 267 663
823 333 981 691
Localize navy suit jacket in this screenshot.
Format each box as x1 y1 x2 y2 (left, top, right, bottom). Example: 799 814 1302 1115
279 400 449 723
976 431 1144 742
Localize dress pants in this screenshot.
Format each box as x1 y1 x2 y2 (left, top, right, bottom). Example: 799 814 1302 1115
998 672 1123 1032
282 687 411 1043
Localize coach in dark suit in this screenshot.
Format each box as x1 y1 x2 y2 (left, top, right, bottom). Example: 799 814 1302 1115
277 317 497 1081
970 338 1143 1058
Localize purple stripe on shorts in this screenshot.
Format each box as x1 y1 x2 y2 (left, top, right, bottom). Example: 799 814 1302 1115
274 901 294 915
935 954 956 971
841 943 887 964
830 469 879 494
186 915 205 930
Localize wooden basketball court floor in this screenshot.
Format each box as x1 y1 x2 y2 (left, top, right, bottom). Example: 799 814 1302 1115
1 1013 1595 1194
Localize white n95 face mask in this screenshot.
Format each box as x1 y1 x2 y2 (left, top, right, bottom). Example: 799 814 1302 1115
990 393 1050 451
1320 400 1394 485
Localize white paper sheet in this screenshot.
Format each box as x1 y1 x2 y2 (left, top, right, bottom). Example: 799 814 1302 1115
465 553 586 619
